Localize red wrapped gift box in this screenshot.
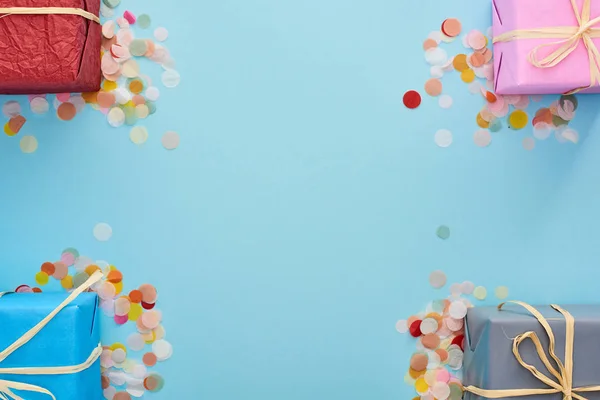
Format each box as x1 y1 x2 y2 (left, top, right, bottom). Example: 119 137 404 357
0 0 101 94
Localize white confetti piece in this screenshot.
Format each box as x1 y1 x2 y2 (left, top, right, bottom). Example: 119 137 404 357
434 129 453 148
93 223 113 242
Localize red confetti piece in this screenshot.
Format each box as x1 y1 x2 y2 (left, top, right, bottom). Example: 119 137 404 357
403 90 422 109
409 319 422 337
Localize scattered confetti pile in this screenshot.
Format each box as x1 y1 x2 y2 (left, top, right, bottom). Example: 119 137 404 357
397 270 510 399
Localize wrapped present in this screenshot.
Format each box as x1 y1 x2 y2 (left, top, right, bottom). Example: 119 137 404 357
0 1 101 94
493 0 600 94
0 271 102 399
463 302 600 400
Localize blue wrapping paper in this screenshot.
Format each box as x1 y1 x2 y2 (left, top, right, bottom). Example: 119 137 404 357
0 292 101 400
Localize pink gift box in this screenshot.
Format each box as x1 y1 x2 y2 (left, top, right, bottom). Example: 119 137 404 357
493 0 600 94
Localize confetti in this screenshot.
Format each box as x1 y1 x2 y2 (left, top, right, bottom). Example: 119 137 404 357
403 90 421 109
108 107 126 127
93 223 113 242
19 135 38 153
123 10 136 24
154 27 169 42
137 14 151 29
161 131 180 150
438 94 453 109
473 129 491 147
441 18 462 37
161 70 181 88
495 286 509 300
30 97 49 114
434 129 452 148
424 78 443 97
473 286 487 300
429 270 447 289
130 126 149 145
522 137 535 151
436 225 450 240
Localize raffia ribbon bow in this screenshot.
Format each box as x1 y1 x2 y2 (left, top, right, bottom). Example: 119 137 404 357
464 301 600 400
493 0 600 93
0 271 103 400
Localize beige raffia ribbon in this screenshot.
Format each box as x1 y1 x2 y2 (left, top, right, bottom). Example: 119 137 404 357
0 7 99 23
0 270 103 400
493 0 600 94
464 301 600 400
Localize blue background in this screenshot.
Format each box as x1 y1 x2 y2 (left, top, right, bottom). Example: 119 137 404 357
1 0 599 398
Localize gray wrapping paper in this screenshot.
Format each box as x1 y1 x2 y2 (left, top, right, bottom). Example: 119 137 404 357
463 304 600 400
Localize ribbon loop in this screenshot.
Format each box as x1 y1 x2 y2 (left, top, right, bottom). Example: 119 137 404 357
493 0 600 93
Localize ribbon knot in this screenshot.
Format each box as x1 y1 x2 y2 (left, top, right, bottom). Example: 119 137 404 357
493 0 600 93
465 301 600 400
0 271 103 399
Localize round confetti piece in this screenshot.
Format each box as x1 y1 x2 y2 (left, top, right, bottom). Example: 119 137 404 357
415 377 429 394
130 126 149 145
127 333 146 351
428 270 447 289
420 318 438 334
30 97 49 114
508 109 528 129
489 118 502 132
52 262 68 280
115 314 128 325
445 317 463 332
452 54 468 72
448 301 467 319
522 137 535 151
143 352 158 367
460 68 476 83
41 262 55 275
142 300 156 310
20 135 38 153
135 104 149 119
423 38 437 50
495 286 509 299
107 107 125 127
403 90 421 109
441 18 462 37
467 30 487 50
161 69 181 88
129 39 148 57
161 131 180 150
473 286 487 300
113 392 131 400
93 223 113 241
461 281 475 294
123 10 136 24
2 101 20 118
395 320 408 334
128 302 143 321
86 264 101 276
8 115 25 134
436 225 450 240
57 102 76 121
129 289 143 303
152 339 172 361
430 66 443 78
424 78 442 97
35 271 49 286
122 59 140 78
474 129 492 147
97 92 116 109
112 348 127 364
425 47 448 66
102 20 115 38
3 123 15 136
142 310 161 329
145 86 160 101
98 281 117 300
115 297 131 316
154 27 169 42
137 14 151 29
434 129 452 148
409 320 422 337
438 94 453 109
432 382 451 400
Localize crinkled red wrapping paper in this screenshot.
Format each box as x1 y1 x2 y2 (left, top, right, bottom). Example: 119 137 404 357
0 0 101 94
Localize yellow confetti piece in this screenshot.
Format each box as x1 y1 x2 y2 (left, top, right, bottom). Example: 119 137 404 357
20 135 38 153
473 286 487 300
508 110 528 129
495 286 509 300
3 123 16 137
460 69 476 83
128 302 143 321
476 113 490 129
415 377 429 394
102 80 118 91
110 343 127 353
85 264 101 275
113 280 123 295
61 275 74 290
35 271 49 286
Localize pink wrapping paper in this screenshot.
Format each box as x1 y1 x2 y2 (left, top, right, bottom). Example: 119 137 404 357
493 0 600 94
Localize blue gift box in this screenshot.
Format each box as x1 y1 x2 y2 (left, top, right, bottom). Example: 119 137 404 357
0 291 101 400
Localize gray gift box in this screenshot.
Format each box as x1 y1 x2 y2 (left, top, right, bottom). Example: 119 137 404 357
463 304 600 400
